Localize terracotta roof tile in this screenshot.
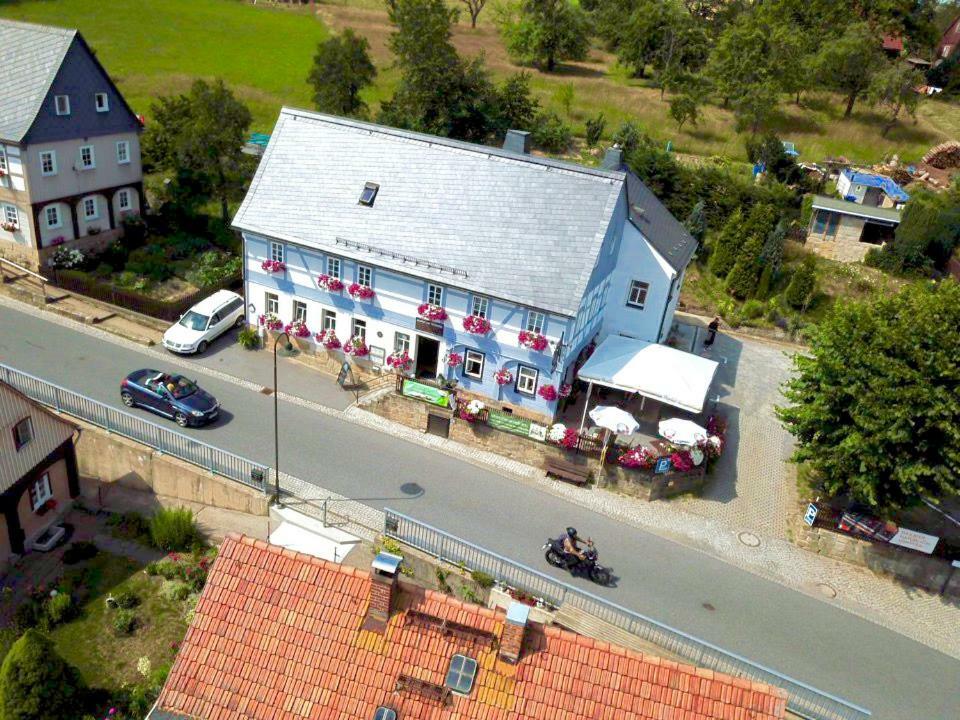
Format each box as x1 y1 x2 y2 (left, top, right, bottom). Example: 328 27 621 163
153 536 788 720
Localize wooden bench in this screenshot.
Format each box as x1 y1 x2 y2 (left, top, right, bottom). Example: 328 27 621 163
544 458 591 486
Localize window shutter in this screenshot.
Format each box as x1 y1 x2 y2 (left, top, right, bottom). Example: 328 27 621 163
28 482 37 510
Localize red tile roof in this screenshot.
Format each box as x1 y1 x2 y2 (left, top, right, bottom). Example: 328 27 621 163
153 535 788 720
882 34 903 52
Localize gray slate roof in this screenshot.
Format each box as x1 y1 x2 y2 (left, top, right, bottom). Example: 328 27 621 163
0 19 76 143
233 108 626 317
625 172 698 272
812 194 902 225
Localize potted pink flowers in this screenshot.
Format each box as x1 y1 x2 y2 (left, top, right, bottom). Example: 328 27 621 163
348 283 375 301
463 315 491 335
518 330 548 352
446 352 463 368
314 329 341 350
343 336 369 357
538 384 558 401
284 320 311 339
261 259 286 273
459 399 485 423
494 368 513 385
417 303 447 321
258 313 283 331
386 351 412 372
317 274 344 292
618 446 656 469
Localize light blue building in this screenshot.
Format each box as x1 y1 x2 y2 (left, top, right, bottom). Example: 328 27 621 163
232 109 696 421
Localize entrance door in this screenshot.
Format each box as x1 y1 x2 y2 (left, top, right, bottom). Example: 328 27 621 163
415 336 440 380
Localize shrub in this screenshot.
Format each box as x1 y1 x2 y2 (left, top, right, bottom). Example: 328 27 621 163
161 581 192 602
121 214 148 247
145 561 161 576
0 629 86 719
127 246 173 282
531 111 572 153
13 593 45 632
237 326 260 350
112 609 138 636
469 570 495 589
108 511 151 544
149 507 198 551
49 247 85 270
585 112 605 147
62 541 98 565
784 256 818 309
184 250 242 288
45 592 75 626
112 588 140 609
152 557 182 581
741 299 765 320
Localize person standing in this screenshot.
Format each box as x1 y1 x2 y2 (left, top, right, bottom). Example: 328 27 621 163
704 316 721 347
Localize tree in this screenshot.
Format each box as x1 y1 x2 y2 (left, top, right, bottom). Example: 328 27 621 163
669 93 699 130
732 80 780 134
651 7 709 96
725 231 764 298
496 0 590 71
868 183 960 273
777 281 960 509
684 199 707 244
307 30 377 117
459 0 487 27
812 22 886 117
745 133 804 185
868 61 925 136
530 111 573 152
585 112 606 146
784 255 817 309
611 120 645 156
708 208 744 277
142 79 252 223
493 72 540 135
0 629 86 720
756 219 788 297
705 13 774 109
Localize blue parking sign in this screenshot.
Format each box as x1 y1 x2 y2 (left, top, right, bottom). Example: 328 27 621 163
803 503 818 526
654 457 672 474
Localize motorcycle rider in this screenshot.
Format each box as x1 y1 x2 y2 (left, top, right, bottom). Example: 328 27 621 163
561 527 586 567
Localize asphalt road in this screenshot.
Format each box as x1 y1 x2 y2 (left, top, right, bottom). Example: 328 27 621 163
1 304 958 720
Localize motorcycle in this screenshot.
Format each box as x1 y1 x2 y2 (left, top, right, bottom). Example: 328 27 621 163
542 536 611 585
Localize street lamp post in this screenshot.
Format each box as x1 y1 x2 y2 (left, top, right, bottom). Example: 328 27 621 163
273 331 293 502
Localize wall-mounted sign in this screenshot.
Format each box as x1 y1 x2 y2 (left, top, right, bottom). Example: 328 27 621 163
368 345 386 370
488 410 532 437
889 528 939 555
415 318 444 337
528 423 547 442
654 457 672 474
401 379 450 407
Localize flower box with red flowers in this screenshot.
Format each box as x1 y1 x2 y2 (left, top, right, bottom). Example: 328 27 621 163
446 352 463 368
417 303 447 321
284 320 311 339
618 446 656 470
462 315 491 335
35 498 57 516
317 274 344 292
538 384 570 402
347 283 375 300
258 313 283 331
261 259 286 273
343 336 369 357
494 368 513 386
518 330 548 352
315 329 341 350
386 351 412 372
670 451 694 473
1 222 18 233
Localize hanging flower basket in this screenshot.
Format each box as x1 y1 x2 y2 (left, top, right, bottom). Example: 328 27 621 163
343 336 369 357
538 384 559 402
317 274 344 292
459 399 485 423
417 303 447 321
314 329 341 350
258 313 283 331
261 259 286 273
1 222 18 232
559 384 572 398
446 352 463 368
348 283 375 300
494 368 513 386
386 351 412 372
463 315 491 335
518 331 548 352
284 320 311 339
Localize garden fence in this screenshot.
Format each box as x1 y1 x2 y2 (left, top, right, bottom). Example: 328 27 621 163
383 508 872 720
0 363 267 493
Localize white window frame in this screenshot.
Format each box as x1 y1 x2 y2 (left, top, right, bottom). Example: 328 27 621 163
79 145 96 170
117 189 131 211
526 311 545 334
95 92 109 112
470 296 489 319
293 300 307 323
326 257 341 279
116 140 130 165
626 280 650 309
265 292 279 315
39 150 57 176
464 350 484 380
44 205 62 229
2 204 19 229
270 241 284 264
0 146 7 174
427 283 443 306
12 417 33 450
394 332 410 354
352 318 367 342
82 196 99 220
321 309 337 331
55 94 70 116
516 366 538 396
32 473 53 511
357 265 372 288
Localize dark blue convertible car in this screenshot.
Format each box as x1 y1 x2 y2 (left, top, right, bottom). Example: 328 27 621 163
121 370 220 427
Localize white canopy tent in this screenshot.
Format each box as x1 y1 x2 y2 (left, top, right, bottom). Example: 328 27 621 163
576 336 720 431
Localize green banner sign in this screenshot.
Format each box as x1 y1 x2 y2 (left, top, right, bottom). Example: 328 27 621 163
487 410 532 437
401 379 450 407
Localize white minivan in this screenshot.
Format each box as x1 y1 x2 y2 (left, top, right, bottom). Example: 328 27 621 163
162 290 245 354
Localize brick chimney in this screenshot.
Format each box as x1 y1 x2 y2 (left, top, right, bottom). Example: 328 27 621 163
499 602 530 664
364 551 402 630
503 129 531 155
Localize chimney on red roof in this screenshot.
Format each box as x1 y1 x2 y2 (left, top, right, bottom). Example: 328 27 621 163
499 602 530 664
365 552 402 630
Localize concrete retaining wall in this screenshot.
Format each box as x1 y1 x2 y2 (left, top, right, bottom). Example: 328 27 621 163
73 420 268 516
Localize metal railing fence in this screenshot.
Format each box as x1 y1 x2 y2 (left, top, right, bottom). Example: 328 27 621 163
384 508 872 720
1 363 267 492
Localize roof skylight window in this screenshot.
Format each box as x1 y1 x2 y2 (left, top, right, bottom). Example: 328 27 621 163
373 707 397 720
359 182 379 206
444 654 478 695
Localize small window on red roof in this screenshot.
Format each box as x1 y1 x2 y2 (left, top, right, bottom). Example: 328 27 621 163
373 708 397 720
445 654 477 695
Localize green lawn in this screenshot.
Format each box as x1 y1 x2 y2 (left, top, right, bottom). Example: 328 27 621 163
0 0 329 131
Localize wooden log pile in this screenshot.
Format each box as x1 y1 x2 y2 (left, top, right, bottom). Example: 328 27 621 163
922 141 960 169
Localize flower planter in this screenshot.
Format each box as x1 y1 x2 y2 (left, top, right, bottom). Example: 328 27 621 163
386 351 412 373
317 274 344 292
462 315 491 335
417 303 447 321
518 331 548 352
343 337 369 357
261 260 286 273
494 368 513 386
446 352 463 368
347 283 375 301
31 524 65 552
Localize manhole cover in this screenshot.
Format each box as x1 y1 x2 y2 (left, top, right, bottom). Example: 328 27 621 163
817 583 838 599
400 482 423 496
737 532 761 547
701 602 715 612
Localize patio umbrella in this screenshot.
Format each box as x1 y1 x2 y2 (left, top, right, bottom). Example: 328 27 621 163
588 406 640 435
658 418 707 446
